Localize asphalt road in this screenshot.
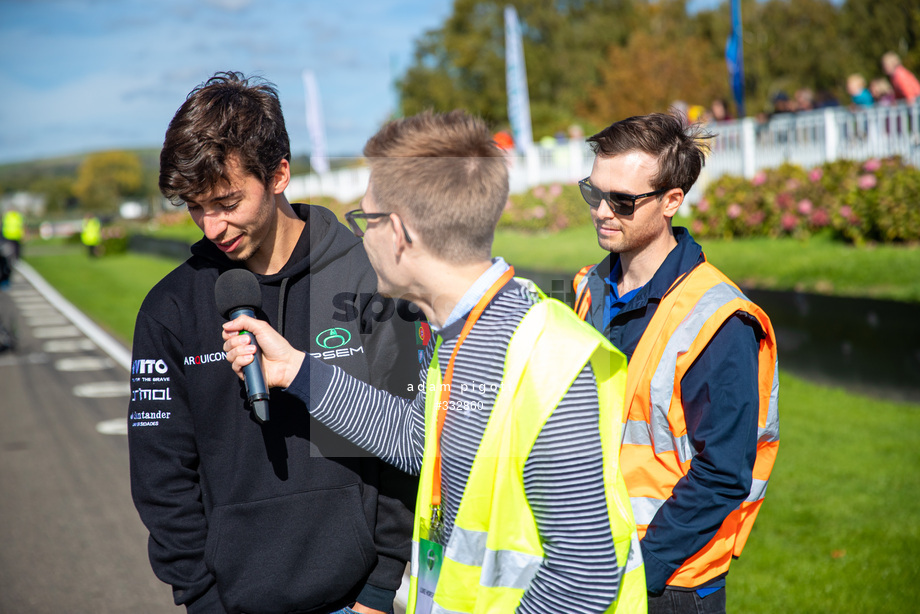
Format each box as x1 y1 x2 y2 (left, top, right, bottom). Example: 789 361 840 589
0 263 176 613
0 262 411 614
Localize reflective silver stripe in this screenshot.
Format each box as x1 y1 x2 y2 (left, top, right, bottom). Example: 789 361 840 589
649 282 748 463
760 361 780 443
481 548 543 589
445 526 543 590
575 270 591 299
445 526 488 567
630 496 665 527
747 478 769 502
621 419 652 447
411 539 420 577
625 531 643 573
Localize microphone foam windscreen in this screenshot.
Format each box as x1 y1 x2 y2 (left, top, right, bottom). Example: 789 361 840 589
215 268 262 319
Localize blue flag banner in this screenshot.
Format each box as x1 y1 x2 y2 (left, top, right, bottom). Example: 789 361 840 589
725 0 745 118
504 5 534 153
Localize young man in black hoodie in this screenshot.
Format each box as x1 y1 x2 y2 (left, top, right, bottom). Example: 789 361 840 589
128 71 420 614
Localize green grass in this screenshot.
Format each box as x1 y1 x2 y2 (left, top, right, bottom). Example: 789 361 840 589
147 223 203 242
493 223 920 302
24 242 177 344
729 372 920 613
18 234 920 611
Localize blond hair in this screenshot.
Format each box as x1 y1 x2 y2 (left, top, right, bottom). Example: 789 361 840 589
363 110 508 263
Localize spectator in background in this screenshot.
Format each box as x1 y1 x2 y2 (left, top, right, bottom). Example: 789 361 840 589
80 214 101 258
0 239 12 289
568 123 585 141
493 129 514 152
687 104 708 124
870 78 896 106
671 100 690 125
881 52 920 104
1 209 24 261
795 88 815 112
710 98 732 122
770 91 795 116
814 89 841 109
847 74 874 108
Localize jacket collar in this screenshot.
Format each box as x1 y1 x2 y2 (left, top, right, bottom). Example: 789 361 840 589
589 226 706 315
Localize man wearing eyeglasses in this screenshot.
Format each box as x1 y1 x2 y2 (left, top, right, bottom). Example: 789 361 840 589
572 113 779 614
222 110 647 613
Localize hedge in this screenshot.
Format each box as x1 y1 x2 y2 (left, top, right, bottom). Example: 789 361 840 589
693 157 920 244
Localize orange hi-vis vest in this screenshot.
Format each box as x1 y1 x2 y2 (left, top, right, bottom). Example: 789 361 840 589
574 260 779 588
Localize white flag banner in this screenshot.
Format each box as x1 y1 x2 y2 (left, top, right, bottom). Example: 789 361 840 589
302 70 330 174
504 5 534 153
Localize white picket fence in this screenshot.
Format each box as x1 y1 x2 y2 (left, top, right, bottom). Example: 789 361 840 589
286 101 920 206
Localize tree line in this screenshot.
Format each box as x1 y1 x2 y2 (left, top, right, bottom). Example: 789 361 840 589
397 0 920 138
0 151 318 216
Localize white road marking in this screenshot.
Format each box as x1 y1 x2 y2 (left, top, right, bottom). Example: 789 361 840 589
11 298 49 308
96 418 128 436
55 356 115 371
14 261 131 369
32 325 82 339
74 381 131 398
22 306 60 315
25 316 70 327
43 339 97 353
0 352 50 367
8 289 40 298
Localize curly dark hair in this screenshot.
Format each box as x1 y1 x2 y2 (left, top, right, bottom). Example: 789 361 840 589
587 112 714 195
159 71 291 204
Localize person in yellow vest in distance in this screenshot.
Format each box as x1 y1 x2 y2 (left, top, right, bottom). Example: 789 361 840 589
572 112 779 614
223 110 647 613
1 209 24 260
81 213 101 257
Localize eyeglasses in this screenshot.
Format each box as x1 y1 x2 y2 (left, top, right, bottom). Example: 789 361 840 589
578 178 670 215
344 209 413 244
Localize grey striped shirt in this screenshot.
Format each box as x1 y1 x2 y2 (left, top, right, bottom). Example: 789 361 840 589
291 282 622 612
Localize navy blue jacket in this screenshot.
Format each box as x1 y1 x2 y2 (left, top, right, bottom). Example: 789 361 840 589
581 227 763 593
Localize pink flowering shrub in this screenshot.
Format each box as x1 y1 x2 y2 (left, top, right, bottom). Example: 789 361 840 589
498 182 591 232
696 156 920 243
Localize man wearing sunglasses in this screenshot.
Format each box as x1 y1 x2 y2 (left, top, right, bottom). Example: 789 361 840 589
573 113 779 614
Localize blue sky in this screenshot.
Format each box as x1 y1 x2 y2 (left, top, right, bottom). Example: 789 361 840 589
0 0 453 164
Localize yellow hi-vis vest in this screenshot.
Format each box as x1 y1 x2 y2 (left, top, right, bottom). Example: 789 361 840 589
2 210 23 241
81 217 101 247
406 295 647 614
576 261 779 589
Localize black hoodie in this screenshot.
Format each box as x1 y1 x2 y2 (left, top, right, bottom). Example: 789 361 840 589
128 204 421 614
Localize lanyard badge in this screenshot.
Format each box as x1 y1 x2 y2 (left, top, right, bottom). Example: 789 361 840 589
417 266 515 610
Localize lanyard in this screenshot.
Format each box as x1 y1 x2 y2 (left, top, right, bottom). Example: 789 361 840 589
429 266 515 531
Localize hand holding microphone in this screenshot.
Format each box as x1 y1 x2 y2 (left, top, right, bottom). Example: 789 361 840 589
216 270 305 418
215 269 273 422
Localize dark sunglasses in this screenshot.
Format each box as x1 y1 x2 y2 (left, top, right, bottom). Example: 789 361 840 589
578 178 670 215
344 209 413 243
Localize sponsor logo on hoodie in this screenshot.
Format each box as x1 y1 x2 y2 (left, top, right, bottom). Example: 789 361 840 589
183 351 227 366
311 327 364 361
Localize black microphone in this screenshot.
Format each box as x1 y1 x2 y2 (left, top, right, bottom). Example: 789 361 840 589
215 268 270 422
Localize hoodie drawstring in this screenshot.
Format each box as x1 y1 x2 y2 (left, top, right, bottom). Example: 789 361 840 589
277 277 290 337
